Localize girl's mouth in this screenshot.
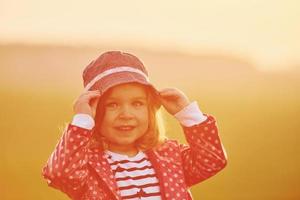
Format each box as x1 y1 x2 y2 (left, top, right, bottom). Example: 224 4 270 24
115 125 135 131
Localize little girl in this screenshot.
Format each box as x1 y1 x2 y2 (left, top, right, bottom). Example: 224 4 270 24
42 51 227 200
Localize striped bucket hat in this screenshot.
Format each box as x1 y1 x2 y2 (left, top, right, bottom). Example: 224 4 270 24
82 51 160 107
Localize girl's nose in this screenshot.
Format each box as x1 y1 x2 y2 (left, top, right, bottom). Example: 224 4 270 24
118 106 134 120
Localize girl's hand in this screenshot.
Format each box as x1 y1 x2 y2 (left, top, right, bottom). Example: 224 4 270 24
72 90 101 118
158 88 190 115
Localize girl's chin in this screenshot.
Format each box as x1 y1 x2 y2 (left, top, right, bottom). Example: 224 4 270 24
106 141 139 155
107 139 137 148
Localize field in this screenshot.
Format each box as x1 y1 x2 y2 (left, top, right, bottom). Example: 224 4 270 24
1 44 299 200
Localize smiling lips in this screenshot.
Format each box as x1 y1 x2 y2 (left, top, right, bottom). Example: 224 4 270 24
115 125 135 131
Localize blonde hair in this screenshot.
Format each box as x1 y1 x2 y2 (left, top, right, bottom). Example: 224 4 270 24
89 84 166 151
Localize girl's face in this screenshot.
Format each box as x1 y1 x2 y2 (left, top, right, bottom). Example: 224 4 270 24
100 83 149 155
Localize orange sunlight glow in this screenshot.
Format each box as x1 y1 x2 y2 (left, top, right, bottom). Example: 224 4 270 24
1 0 300 71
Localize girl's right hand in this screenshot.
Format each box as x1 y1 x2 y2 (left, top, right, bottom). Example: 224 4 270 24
72 90 101 118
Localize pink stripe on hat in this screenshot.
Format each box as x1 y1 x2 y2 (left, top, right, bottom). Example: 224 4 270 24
83 66 149 92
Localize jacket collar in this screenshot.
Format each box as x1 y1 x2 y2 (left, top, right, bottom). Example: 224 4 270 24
145 150 168 200
87 148 122 200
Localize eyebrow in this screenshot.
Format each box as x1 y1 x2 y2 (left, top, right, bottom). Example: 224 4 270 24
106 96 147 101
133 96 147 100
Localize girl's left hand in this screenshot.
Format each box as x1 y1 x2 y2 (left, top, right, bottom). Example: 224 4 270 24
158 88 190 115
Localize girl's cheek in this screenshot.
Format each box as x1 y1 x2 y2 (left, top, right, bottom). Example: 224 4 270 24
138 107 149 119
103 110 118 122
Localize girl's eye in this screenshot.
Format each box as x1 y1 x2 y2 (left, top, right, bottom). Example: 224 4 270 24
106 102 118 108
133 101 144 107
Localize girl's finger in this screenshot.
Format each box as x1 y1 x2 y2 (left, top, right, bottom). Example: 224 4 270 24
80 91 101 99
82 90 100 95
159 92 178 98
88 92 101 98
159 95 179 102
159 90 180 99
159 88 180 94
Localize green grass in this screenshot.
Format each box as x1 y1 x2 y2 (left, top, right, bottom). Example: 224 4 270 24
1 81 300 200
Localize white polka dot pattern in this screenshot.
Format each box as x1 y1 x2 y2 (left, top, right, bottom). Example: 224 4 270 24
179 115 227 187
42 114 227 200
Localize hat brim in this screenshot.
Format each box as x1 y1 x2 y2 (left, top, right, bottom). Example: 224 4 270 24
89 72 161 108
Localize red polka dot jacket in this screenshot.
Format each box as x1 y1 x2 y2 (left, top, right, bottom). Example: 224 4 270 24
42 114 227 200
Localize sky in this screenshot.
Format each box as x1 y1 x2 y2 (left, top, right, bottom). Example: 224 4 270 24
1 0 299 71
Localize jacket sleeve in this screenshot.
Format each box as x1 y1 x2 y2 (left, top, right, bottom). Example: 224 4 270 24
42 124 93 198
180 114 227 187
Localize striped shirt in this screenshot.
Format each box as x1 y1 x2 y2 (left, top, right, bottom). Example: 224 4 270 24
105 150 162 200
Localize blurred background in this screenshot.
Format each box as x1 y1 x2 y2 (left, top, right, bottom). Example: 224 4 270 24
1 0 299 199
